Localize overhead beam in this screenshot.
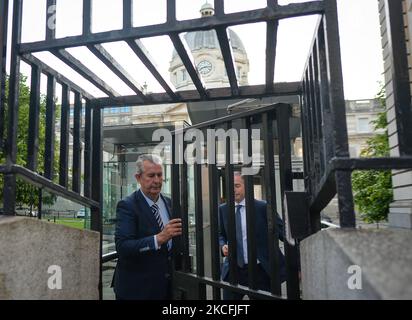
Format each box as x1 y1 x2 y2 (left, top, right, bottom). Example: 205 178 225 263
19 1 324 54
52 49 119 98
266 20 279 92
88 43 148 101
215 26 239 96
91 82 301 107
126 39 178 101
21 53 95 100
169 33 207 99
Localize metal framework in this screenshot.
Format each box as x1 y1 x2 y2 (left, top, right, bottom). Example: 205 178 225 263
171 103 302 299
0 0 411 300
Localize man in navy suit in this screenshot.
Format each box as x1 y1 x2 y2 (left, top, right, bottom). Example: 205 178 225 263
114 154 182 300
219 172 286 300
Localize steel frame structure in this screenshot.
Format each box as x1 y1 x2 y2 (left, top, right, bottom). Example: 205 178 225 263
1 0 411 300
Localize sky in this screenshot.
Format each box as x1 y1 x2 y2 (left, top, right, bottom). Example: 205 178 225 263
6 0 384 103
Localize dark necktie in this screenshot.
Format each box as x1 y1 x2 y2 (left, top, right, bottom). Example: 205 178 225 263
235 205 245 268
151 203 164 230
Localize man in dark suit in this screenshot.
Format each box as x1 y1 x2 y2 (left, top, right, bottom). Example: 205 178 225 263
114 154 182 300
219 172 286 300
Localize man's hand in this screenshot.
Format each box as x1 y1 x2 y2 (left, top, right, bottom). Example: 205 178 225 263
222 244 228 257
156 219 182 246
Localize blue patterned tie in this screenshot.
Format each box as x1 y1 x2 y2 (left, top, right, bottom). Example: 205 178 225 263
235 205 245 268
151 203 164 230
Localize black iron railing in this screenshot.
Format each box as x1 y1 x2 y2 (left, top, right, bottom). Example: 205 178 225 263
1 0 411 301
300 0 412 232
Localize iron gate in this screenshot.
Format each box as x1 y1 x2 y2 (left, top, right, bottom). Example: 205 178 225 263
1 0 411 300
171 103 301 299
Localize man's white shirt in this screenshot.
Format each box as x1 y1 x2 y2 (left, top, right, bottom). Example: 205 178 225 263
141 190 171 250
235 199 249 264
235 199 261 265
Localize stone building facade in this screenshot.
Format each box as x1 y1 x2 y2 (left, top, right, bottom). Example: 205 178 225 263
379 0 412 229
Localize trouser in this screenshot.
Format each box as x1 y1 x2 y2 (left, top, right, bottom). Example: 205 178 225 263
223 264 271 300
115 279 171 300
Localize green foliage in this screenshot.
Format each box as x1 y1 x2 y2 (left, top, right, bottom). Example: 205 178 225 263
0 74 60 208
352 86 393 224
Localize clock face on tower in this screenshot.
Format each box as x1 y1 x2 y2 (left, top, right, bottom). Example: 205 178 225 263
197 60 213 75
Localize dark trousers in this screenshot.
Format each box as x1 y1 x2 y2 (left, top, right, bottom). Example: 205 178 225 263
115 279 171 300
223 264 271 300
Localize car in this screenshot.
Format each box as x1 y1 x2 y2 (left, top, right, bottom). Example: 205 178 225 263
29 210 38 217
320 220 339 229
76 208 87 218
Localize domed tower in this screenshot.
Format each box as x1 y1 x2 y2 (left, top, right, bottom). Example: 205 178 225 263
200 1 215 17
169 2 249 91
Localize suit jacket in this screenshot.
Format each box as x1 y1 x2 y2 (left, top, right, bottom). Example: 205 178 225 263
114 189 173 300
219 199 286 282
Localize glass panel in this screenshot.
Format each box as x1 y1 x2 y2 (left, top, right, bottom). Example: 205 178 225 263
102 259 116 300
357 118 370 133
102 41 167 94
133 0 167 27
33 51 108 98
56 0 83 38
274 15 320 82
176 0 203 21
229 23 265 86
66 46 136 96
224 0 266 14
102 143 178 245
187 165 196 273
22 0 47 42
92 0 123 33
27 188 93 231
139 36 178 92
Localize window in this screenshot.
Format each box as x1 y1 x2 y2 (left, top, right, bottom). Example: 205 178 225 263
181 70 187 81
349 146 359 157
237 66 241 78
104 107 129 113
357 118 370 133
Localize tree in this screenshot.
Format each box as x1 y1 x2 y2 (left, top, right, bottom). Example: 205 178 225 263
0 74 60 210
352 86 393 226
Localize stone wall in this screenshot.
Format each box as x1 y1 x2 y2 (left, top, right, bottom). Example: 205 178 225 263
0 216 100 300
301 228 412 299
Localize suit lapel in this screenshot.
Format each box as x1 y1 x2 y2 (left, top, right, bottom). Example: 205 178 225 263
135 190 161 232
160 194 172 220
